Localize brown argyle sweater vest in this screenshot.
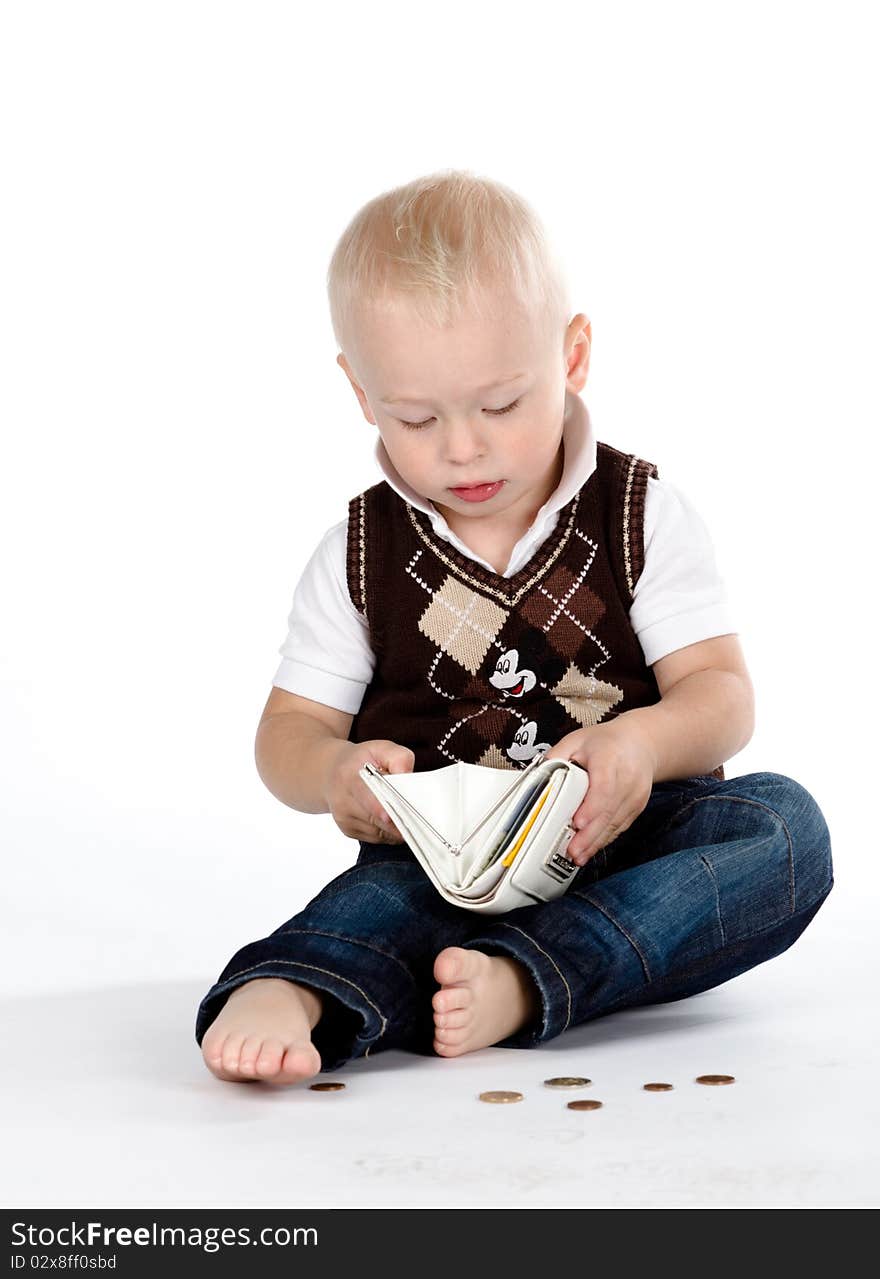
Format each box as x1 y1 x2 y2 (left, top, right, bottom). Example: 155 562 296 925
345 441 724 781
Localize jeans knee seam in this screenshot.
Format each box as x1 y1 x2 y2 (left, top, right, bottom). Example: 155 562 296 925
651 793 796 914
218 958 389 1038
277 927 419 986
570 890 653 982
598 880 833 1013
699 853 727 946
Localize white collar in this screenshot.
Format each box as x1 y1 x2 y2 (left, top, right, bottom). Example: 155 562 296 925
371 388 597 538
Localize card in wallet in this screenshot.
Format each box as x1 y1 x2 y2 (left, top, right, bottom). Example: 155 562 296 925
359 749 589 913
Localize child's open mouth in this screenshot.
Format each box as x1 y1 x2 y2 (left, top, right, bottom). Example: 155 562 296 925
448 480 504 503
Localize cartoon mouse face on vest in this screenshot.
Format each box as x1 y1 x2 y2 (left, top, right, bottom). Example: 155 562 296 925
489 648 537 699
508 720 551 761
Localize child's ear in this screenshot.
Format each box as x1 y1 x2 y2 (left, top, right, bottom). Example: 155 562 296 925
337 352 377 426
564 314 591 392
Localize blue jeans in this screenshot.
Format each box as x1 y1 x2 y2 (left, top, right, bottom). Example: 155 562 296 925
195 771 834 1072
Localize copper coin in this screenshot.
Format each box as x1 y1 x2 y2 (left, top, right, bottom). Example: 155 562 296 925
695 1074 735 1086
544 1076 592 1088
567 1099 603 1111
479 1090 524 1104
309 1081 346 1091
643 1082 674 1091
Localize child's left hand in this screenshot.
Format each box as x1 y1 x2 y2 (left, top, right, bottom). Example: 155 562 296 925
544 718 657 866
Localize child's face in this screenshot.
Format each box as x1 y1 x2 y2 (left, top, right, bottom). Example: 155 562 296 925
338 285 591 532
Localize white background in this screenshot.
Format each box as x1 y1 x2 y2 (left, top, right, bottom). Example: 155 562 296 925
1 0 877 1210
3 0 874 987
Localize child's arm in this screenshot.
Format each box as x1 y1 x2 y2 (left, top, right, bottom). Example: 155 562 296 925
623 633 755 782
255 687 414 843
255 687 354 814
545 634 754 866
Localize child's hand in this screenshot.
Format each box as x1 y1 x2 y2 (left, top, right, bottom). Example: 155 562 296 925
325 739 416 844
544 718 657 866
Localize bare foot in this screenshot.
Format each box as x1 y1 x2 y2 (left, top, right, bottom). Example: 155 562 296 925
431 947 541 1057
201 977 324 1085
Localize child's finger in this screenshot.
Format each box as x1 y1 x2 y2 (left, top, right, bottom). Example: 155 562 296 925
369 804 394 832
365 803 403 841
571 800 589 829
581 805 626 859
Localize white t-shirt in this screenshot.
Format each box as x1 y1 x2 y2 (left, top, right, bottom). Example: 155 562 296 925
272 392 737 715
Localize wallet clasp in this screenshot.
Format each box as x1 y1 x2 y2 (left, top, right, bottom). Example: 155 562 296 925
541 826 578 882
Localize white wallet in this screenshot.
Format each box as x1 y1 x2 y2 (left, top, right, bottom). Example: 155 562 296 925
359 750 589 913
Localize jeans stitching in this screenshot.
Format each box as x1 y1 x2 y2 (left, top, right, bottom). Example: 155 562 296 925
475 922 573 1034
319 858 427 900
569 890 653 982
274 927 419 985
216 958 389 1038
649 792 796 915
699 853 727 947
595 878 833 1017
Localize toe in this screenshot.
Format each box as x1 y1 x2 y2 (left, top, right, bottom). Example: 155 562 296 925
254 1038 285 1077
433 985 472 1015
203 1032 243 1082
220 1034 246 1076
433 945 473 986
434 1007 469 1030
202 1029 227 1070
237 1034 265 1078
434 1024 468 1045
433 1029 468 1057
278 1042 322 1084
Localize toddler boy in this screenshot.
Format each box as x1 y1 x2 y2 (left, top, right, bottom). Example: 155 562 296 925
196 170 833 1086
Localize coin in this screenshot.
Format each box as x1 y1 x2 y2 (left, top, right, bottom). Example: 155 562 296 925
309 1081 346 1091
479 1090 524 1104
643 1082 674 1091
695 1074 735 1086
544 1076 592 1088
567 1099 602 1111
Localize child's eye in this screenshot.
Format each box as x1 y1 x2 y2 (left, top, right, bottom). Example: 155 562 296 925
398 415 434 430
398 398 521 431
490 397 521 417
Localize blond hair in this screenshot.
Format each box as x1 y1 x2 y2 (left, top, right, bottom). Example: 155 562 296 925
327 168 572 358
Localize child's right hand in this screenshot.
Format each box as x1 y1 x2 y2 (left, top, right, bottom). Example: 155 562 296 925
324 739 416 844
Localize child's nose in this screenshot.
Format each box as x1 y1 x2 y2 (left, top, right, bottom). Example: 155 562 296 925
442 417 489 465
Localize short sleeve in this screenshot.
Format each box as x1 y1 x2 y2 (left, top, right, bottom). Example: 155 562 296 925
271 518 376 714
630 477 738 666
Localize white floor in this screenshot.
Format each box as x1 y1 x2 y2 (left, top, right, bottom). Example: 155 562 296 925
3 891 876 1210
